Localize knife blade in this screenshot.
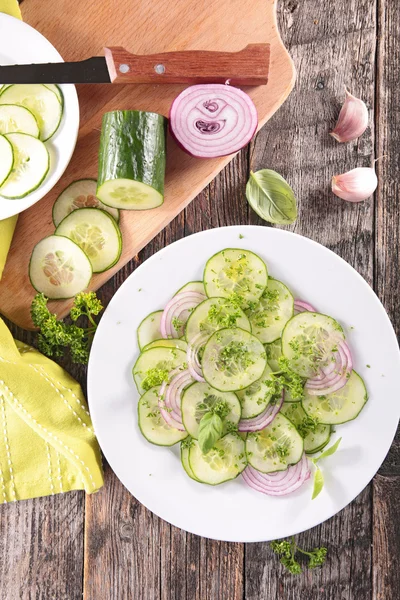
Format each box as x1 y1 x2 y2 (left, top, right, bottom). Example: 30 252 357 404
0 44 270 86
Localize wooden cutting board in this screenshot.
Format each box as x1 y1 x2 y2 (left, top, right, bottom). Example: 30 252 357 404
0 0 295 329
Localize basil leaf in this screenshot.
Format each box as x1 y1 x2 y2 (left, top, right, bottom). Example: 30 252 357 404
198 412 223 454
314 437 342 462
312 466 324 500
246 169 297 225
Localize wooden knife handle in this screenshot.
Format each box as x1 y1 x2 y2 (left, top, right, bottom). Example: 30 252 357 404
104 44 270 85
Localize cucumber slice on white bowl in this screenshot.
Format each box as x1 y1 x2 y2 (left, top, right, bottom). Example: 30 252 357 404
0 13 79 220
0 133 49 199
0 134 14 187
0 104 40 137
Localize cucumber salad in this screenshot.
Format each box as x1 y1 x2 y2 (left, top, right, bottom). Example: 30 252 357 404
132 249 367 496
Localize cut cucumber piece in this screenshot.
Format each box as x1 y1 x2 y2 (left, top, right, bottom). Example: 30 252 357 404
142 338 188 352
55 208 122 273
203 248 268 308
247 278 294 343
137 311 163 350
0 134 13 188
280 401 331 454
176 280 206 296
246 413 304 473
282 312 345 378
97 110 166 210
181 442 200 481
29 235 92 299
52 179 119 227
236 364 274 419
138 386 187 446
266 338 283 372
0 84 63 141
181 382 241 438
302 371 367 425
0 133 49 199
0 104 39 137
133 347 187 395
185 297 251 343
202 328 267 392
188 433 246 485
44 84 64 106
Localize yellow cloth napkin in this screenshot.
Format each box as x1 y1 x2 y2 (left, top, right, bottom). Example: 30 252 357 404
0 318 103 501
0 0 22 280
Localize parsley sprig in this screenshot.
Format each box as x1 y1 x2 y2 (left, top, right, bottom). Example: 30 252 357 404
270 536 327 574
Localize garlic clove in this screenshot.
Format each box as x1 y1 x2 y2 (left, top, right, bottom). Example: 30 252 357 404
330 89 369 143
332 167 377 202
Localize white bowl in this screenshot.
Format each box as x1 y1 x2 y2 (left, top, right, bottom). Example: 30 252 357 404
0 14 79 220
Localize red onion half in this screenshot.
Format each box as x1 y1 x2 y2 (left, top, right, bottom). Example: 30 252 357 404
158 369 193 430
294 299 317 314
161 291 206 339
242 453 311 496
238 391 284 432
169 84 258 158
305 339 353 396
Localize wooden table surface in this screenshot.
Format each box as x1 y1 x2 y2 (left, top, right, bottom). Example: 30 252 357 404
1 0 399 598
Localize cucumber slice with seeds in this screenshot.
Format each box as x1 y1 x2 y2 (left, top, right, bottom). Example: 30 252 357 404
143 338 188 352
138 386 187 446
0 104 40 137
0 133 49 199
247 278 294 343
133 347 187 395
53 179 119 227
0 134 13 188
280 401 331 454
185 297 251 343
137 311 163 350
176 280 206 296
266 338 283 372
188 433 247 485
55 208 122 273
29 235 92 299
181 442 200 481
236 364 274 419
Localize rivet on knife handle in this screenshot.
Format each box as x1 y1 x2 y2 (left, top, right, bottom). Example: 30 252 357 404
104 44 270 86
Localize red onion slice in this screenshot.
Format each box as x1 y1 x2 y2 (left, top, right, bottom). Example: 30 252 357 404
305 340 353 396
238 391 284 432
186 332 208 382
242 454 311 496
158 369 193 431
161 291 206 339
169 84 258 158
294 299 317 314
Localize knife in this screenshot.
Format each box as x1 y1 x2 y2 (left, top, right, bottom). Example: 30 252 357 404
0 44 270 86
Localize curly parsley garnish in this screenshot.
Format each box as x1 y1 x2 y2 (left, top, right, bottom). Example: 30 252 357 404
270 536 327 574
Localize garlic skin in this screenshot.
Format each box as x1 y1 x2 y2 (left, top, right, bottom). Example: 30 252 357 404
330 89 368 143
332 167 377 202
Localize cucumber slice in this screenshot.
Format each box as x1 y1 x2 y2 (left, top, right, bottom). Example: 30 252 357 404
0 104 40 137
0 134 13 188
202 328 267 392
203 248 268 308
181 442 200 481
266 338 283 372
29 235 92 299
97 110 166 210
247 278 294 343
176 280 206 296
0 84 63 141
55 208 122 273
0 133 49 199
282 312 345 378
185 297 251 343
142 338 188 352
181 382 241 438
52 179 119 227
133 347 187 395
138 386 187 446
302 371 367 425
44 84 64 106
236 364 274 419
137 311 163 350
188 433 246 485
246 413 304 473
280 401 331 454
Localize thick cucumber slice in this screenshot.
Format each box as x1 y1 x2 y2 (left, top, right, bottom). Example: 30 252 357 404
282 312 345 378
0 104 40 137
143 338 188 353
0 84 63 141
247 279 294 344
52 179 119 227
0 134 13 187
302 371 367 425
97 110 166 210
181 382 241 438
44 84 64 106
266 338 283 372
246 413 304 473
185 297 251 343
0 133 49 199
280 401 331 454
138 386 187 446
176 280 206 296
202 328 267 392
236 364 274 419
133 347 187 395
203 248 268 308
29 235 92 299
55 208 122 273
181 442 200 481
137 311 163 350
188 433 246 485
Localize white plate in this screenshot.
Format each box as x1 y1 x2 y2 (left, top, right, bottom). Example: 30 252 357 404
0 14 79 219
88 226 400 542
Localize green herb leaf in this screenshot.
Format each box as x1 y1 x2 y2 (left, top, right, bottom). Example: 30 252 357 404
314 437 342 462
198 412 223 454
246 169 297 225
312 466 324 499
